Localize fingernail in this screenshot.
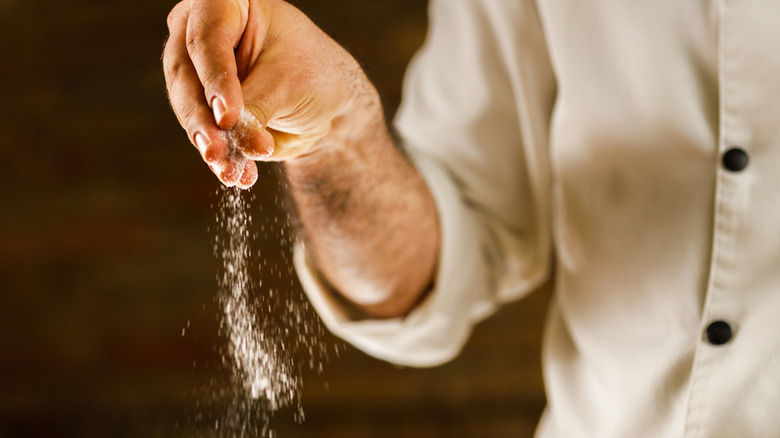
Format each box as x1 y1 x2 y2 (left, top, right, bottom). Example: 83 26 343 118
212 96 227 125
210 162 233 187
194 132 210 154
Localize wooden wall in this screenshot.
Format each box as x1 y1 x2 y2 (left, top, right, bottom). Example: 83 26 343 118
0 0 550 436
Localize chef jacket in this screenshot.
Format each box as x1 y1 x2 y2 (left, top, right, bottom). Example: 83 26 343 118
294 0 780 436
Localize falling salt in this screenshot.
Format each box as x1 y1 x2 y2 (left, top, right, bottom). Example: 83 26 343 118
216 180 296 411
183 106 343 437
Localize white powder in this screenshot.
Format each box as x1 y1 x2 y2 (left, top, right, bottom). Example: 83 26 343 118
215 108 299 418
188 107 341 437
220 107 270 169
216 188 296 409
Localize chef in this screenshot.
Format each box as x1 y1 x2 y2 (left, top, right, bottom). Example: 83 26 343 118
163 0 780 436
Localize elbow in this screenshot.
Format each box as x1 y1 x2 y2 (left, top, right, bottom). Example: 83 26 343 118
326 265 436 320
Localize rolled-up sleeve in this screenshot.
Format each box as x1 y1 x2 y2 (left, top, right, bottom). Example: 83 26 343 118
295 0 557 367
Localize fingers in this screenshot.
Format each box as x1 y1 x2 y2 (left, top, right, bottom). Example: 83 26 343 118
217 159 244 186
211 159 257 189
164 0 332 189
236 161 259 189
241 127 276 160
186 0 248 128
164 3 235 184
164 0 270 190
231 106 275 160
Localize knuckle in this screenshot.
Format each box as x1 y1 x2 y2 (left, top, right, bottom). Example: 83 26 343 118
166 1 187 30
179 103 196 123
162 53 186 88
177 102 199 132
185 19 233 59
166 10 176 30
201 69 228 94
185 26 209 55
163 62 193 125
161 32 177 64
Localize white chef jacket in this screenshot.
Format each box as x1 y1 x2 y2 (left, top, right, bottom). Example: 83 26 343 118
294 0 780 436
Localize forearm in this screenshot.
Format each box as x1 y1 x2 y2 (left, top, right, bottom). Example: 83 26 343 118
284 84 439 319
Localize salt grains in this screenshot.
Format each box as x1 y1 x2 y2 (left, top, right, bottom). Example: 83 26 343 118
216 188 296 408
210 186 302 438
220 107 270 169
214 108 299 419
198 107 338 437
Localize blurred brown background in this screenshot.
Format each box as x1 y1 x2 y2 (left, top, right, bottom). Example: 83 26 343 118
0 0 549 436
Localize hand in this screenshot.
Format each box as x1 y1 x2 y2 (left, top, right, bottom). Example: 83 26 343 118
163 0 371 188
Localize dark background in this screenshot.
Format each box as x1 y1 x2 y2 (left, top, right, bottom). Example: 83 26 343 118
0 0 550 436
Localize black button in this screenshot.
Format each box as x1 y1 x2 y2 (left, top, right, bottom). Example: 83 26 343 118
722 148 749 172
705 320 733 345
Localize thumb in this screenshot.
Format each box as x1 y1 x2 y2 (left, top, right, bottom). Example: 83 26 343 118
228 105 276 161
241 101 334 161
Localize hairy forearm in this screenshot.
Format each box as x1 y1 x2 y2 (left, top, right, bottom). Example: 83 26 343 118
283 85 439 319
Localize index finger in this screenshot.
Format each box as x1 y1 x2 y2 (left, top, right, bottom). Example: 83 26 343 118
186 0 249 129
164 2 242 187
